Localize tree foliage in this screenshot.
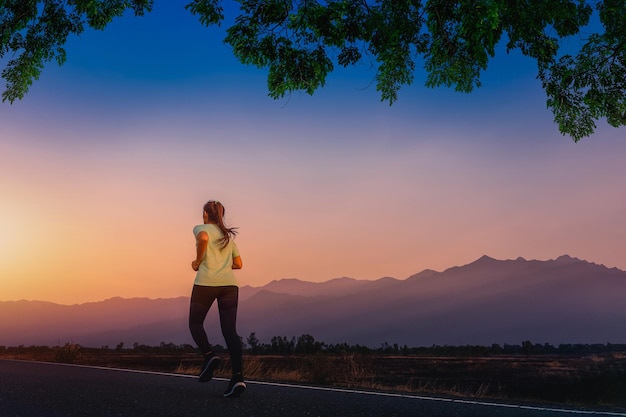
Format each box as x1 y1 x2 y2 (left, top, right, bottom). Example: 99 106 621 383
1 0 625 141
0 0 152 102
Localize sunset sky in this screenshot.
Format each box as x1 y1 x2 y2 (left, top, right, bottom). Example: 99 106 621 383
1 3 625 305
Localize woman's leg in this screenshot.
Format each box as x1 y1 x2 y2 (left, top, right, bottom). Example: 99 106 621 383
188 285 218 355
217 286 243 375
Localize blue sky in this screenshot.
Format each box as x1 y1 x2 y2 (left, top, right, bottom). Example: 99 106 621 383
1 2 625 304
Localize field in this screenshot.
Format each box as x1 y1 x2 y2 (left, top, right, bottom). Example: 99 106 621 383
2 345 625 411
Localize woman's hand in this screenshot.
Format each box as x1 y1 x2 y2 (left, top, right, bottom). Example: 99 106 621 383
191 260 201 271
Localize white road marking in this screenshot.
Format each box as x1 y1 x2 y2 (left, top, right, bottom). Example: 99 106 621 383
17 360 626 416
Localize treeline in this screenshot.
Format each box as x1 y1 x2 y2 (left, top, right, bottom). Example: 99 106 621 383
2 335 626 357
240 333 626 356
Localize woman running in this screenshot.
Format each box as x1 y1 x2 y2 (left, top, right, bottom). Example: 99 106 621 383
189 200 246 397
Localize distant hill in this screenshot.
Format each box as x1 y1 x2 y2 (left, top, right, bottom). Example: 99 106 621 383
1 255 625 348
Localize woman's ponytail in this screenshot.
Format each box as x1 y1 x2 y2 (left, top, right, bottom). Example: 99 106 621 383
203 200 238 249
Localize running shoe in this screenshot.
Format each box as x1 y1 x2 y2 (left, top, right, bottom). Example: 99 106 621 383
198 353 221 383
223 374 246 397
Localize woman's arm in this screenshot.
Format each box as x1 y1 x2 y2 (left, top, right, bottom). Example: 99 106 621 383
232 255 243 269
191 231 208 271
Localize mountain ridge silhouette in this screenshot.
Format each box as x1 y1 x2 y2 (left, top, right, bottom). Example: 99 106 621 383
2 255 625 347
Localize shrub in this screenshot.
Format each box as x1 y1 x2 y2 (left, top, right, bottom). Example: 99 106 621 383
54 343 81 364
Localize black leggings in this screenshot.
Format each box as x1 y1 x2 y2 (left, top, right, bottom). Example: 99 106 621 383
188 285 243 375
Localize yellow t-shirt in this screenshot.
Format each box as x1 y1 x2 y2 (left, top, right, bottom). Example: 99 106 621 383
193 223 240 287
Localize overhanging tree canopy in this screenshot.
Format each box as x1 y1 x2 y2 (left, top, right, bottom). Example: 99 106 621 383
1 0 625 141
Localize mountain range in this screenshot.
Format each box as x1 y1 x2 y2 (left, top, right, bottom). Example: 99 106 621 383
1 255 625 348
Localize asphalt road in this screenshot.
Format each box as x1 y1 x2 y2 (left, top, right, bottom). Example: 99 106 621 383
1 359 624 417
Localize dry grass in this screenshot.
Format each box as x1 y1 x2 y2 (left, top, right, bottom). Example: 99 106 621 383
174 355 306 382
173 354 516 399
174 363 201 375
